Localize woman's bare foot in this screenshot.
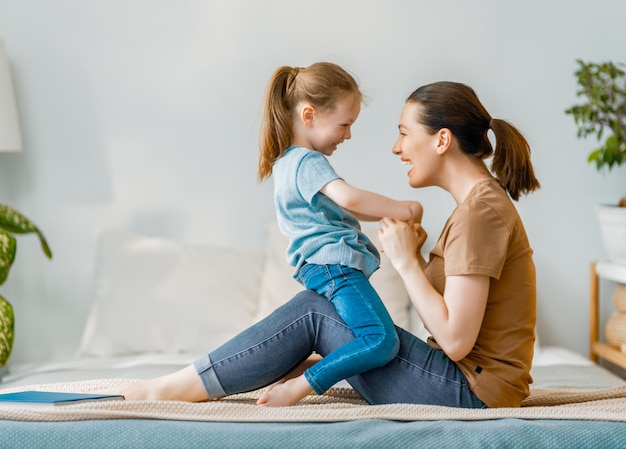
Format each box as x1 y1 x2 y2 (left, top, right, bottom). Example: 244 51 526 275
97 365 210 402
256 374 313 407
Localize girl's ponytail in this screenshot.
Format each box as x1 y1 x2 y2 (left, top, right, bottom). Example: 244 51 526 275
258 66 296 181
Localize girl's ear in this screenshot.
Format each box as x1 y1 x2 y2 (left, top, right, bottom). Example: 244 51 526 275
300 104 315 127
436 128 452 155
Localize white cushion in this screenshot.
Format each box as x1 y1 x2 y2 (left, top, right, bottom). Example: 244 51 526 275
78 229 264 356
255 222 416 331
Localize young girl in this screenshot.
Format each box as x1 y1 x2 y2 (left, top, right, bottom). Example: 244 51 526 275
256 62 423 406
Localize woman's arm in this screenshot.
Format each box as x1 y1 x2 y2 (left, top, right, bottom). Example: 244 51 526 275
425 275 489 360
378 218 488 361
321 179 422 223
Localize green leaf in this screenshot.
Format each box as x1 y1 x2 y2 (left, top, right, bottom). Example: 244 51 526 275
606 134 619 151
0 230 16 286
0 204 52 259
603 148 615 167
587 148 602 163
0 294 14 368
0 204 38 233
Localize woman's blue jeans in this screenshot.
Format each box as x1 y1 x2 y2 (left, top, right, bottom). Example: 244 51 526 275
296 263 399 394
194 290 486 408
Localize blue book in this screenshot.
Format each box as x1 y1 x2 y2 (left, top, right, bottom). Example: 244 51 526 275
0 390 124 407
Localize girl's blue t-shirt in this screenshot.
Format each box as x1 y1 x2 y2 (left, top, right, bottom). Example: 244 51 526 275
273 146 379 278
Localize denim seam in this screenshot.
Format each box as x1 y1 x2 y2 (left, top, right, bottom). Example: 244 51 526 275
206 311 347 368
394 354 465 387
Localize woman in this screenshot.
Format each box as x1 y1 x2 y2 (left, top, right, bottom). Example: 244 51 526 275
113 81 540 408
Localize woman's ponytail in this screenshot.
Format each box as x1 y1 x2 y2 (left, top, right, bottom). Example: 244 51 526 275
489 118 540 201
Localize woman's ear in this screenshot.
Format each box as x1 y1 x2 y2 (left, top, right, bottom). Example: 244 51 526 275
436 128 452 155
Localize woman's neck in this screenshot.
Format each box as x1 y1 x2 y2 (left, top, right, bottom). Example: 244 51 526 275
443 157 493 205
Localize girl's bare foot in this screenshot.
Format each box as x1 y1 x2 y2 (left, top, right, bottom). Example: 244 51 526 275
256 375 313 406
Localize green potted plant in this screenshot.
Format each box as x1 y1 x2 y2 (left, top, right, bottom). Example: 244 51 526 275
0 204 52 370
565 59 626 263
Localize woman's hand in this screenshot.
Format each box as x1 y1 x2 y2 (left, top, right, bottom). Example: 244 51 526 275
378 217 487 361
377 218 427 271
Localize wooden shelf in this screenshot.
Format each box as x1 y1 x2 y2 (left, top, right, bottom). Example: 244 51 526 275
590 261 626 374
591 342 626 369
596 260 626 284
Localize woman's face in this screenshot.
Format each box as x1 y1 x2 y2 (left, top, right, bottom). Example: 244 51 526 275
392 102 442 188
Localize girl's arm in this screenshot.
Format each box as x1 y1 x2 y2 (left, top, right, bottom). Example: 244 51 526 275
377 218 488 361
321 179 422 223
349 211 384 222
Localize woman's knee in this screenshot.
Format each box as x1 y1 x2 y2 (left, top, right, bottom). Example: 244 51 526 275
290 289 332 308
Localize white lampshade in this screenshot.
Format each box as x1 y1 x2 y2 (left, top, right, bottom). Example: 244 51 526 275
0 39 22 152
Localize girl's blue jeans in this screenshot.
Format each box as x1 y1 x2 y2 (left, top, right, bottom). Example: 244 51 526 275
194 290 486 408
296 263 399 394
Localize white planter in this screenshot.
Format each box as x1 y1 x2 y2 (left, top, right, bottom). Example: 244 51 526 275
596 204 626 264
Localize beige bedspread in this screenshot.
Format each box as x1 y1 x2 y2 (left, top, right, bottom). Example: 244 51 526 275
0 379 625 423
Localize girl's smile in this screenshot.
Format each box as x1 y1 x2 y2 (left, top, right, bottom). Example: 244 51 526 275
296 93 361 156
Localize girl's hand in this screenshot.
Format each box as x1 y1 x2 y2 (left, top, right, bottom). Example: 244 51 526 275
403 201 423 225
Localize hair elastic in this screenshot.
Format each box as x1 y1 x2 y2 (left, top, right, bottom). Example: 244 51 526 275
286 67 300 92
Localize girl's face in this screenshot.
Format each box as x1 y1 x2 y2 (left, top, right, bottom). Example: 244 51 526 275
307 93 360 156
392 102 442 188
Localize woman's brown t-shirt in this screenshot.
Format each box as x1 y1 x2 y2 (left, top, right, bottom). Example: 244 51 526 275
425 178 536 408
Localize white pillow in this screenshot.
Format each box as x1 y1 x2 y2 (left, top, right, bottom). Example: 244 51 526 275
79 229 264 356
255 222 415 330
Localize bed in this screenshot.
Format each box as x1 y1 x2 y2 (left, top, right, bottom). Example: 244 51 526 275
1 225 625 449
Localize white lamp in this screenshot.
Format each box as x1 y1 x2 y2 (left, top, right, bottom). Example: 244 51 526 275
0 39 22 152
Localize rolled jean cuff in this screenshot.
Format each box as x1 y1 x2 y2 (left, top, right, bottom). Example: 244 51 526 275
303 369 325 395
194 354 227 399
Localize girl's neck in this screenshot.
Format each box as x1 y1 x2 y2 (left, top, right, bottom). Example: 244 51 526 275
291 117 311 150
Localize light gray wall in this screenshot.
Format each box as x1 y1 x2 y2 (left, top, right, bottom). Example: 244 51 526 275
0 0 625 364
